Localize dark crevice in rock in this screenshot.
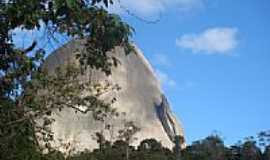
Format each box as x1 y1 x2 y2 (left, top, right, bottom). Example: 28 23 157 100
156 94 178 142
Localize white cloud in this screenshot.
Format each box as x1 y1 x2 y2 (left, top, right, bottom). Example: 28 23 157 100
152 53 172 67
155 69 176 88
110 0 204 17
176 27 238 54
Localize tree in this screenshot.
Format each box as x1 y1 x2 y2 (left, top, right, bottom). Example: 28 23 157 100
118 121 140 160
182 135 227 160
257 130 270 160
263 146 270 160
134 139 175 160
174 135 185 160
240 138 263 160
0 0 133 159
229 144 242 160
138 139 163 152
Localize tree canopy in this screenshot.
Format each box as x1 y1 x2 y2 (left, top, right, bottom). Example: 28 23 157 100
1 0 134 159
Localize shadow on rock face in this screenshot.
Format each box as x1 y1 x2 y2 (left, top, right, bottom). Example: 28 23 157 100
155 94 185 147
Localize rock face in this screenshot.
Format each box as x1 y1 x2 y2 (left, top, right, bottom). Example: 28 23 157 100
43 40 184 153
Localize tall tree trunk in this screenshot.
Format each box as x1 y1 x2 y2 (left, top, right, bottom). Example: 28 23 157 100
126 146 129 160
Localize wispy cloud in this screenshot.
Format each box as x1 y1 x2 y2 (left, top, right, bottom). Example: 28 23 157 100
176 27 238 55
155 69 176 88
152 53 172 68
109 0 205 17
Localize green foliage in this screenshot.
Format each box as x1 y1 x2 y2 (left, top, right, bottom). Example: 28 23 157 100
135 139 175 160
48 133 270 160
1 0 133 159
240 140 262 160
181 132 270 160
182 135 227 160
263 146 270 160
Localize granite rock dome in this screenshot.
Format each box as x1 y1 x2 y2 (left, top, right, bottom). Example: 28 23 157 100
43 40 185 153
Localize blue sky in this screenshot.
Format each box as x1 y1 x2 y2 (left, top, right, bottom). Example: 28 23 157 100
112 0 270 145
13 0 270 145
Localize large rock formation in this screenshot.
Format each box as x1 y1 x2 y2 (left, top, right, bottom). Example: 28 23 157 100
43 40 184 153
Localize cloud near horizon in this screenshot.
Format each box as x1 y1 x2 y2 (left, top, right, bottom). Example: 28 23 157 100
176 27 238 55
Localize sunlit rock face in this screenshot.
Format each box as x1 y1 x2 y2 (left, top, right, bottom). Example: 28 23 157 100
43 40 184 153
